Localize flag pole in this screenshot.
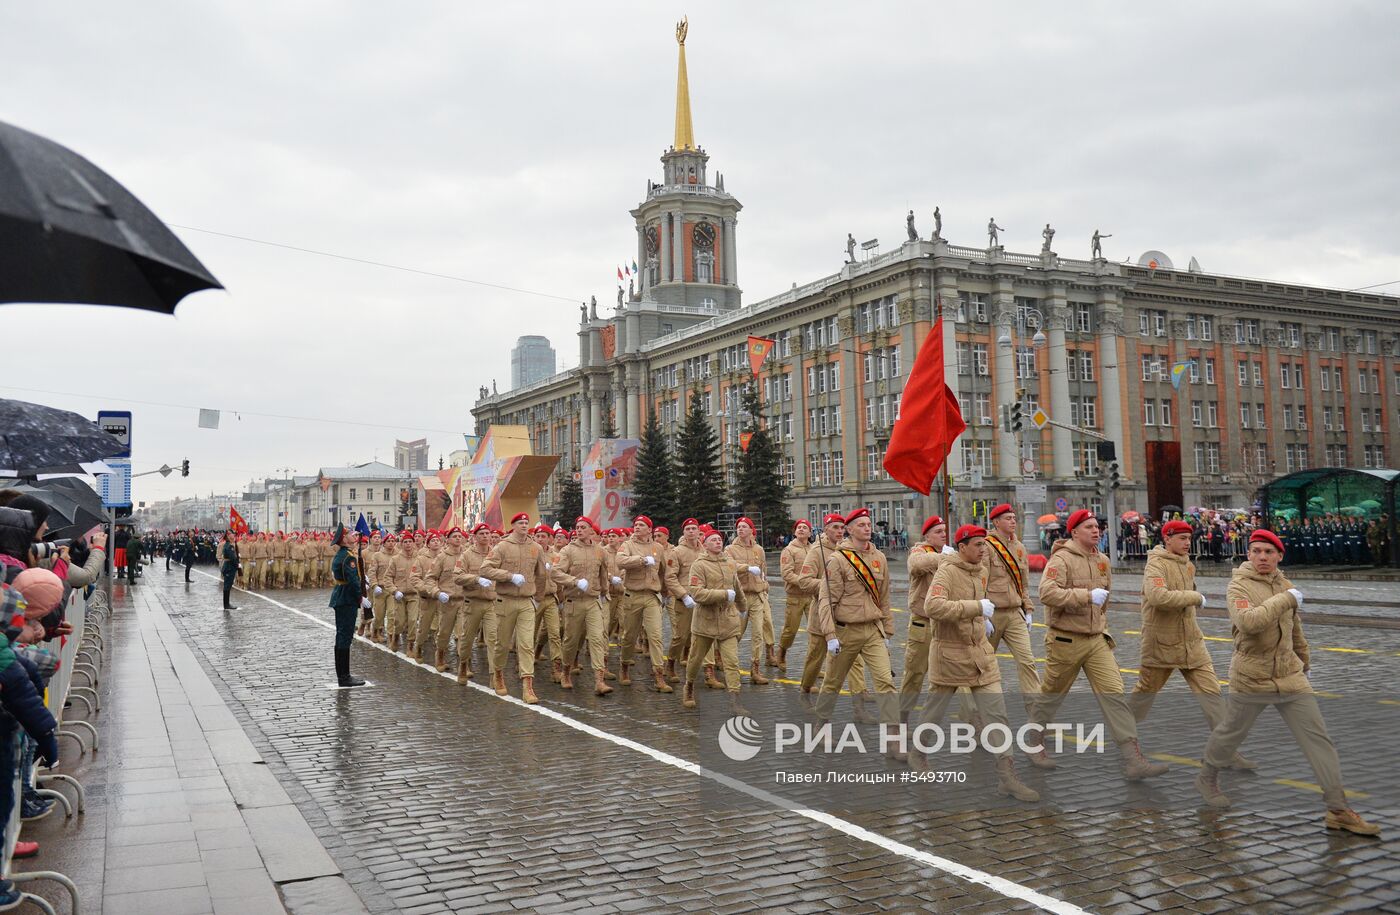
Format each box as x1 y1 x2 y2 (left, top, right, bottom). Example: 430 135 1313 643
941 463 951 526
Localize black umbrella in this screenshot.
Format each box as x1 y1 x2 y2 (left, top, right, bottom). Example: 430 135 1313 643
0 119 222 312
1160 504 1183 514
2 478 107 541
0 397 124 476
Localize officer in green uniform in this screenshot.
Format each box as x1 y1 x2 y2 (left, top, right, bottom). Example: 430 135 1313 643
220 531 240 610
329 523 369 687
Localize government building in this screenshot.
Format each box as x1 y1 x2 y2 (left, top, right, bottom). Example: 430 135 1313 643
472 25 1399 534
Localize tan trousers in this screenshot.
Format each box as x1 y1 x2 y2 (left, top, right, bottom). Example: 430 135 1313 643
246 560 261 589
289 559 304 588
780 594 811 651
457 598 497 674
561 597 608 672
370 591 390 636
1203 691 1345 808
744 590 775 652
800 635 866 694
668 601 693 663
687 635 741 692
492 596 536 676
417 596 461 657
620 591 665 668
387 594 411 643
402 595 421 638
916 683 1016 759
990 608 1042 712
1131 663 1225 729
534 596 562 662
1032 629 1138 745
898 617 932 716
815 621 898 724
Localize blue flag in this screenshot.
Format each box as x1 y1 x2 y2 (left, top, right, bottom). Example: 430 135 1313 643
355 513 371 537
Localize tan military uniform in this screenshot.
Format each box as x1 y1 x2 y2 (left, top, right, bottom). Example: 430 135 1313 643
982 532 1042 706
270 536 289 588
453 544 497 678
1131 545 1223 727
797 536 867 696
614 536 685 678
534 546 564 675
367 545 393 640
778 538 815 668
553 541 612 674
811 540 898 725
421 546 470 671
898 543 946 717
246 537 266 589
1033 539 1138 746
481 532 548 683
726 539 773 677
685 552 749 692
382 547 420 651
1202 564 1346 807
289 537 307 589
668 539 703 667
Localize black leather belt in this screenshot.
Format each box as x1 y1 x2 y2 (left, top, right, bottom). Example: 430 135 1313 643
910 619 925 628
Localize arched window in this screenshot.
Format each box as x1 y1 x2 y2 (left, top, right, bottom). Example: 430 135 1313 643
695 252 714 283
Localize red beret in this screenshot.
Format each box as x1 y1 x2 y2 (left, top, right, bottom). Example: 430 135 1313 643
736 516 755 531
1066 509 1093 532
845 508 870 524
573 516 599 533
681 518 699 528
446 527 466 538
793 518 812 532
1162 520 1193 537
426 532 442 543
469 523 490 536
655 526 669 535
822 513 845 527
989 503 1013 521
1250 529 1285 552
633 515 653 529
954 524 987 545
922 515 945 535
701 527 724 542
511 512 531 524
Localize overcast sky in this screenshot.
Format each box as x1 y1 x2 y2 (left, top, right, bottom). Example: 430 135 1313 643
3 1 1397 505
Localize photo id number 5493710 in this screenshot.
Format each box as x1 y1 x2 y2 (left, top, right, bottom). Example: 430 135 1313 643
901 770 967 784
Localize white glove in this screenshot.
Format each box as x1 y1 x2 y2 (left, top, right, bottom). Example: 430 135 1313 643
477 577 492 589
1024 611 1033 626
544 562 552 571
985 619 994 638
827 638 840 655
884 638 891 649
1090 588 1109 606
1194 592 1206 608
373 585 383 595
576 578 589 592
360 597 372 610
747 565 761 577
437 591 449 603
725 589 734 603
510 573 526 586
941 545 956 555
643 555 655 566
611 576 622 585
683 595 696 608
980 599 995 618
393 591 403 600
1287 588 1303 608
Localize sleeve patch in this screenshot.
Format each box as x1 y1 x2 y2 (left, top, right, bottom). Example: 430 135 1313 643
1150 577 1165 588
1044 567 1058 580
1234 598 1251 610
930 584 946 597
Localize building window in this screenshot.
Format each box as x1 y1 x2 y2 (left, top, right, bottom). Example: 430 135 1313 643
1321 369 1330 392
956 342 971 375
1240 404 1251 429
1016 346 1036 379
349 488 357 501
1238 360 1249 386
1144 401 1156 426
1191 401 1203 427
1204 358 1216 384
1207 442 1221 474
1208 401 1219 427
1188 359 1200 383
1255 403 1266 428
1078 442 1099 476
1160 400 1172 426
1281 364 1291 389
1076 303 1093 332
973 344 989 377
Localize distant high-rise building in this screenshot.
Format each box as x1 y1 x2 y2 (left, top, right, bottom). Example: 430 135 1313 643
511 335 556 389
393 438 430 472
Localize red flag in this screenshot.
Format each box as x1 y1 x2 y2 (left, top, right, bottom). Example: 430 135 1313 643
882 313 966 495
747 335 775 376
739 431 754 452
229 506 249 534
617 266 624 281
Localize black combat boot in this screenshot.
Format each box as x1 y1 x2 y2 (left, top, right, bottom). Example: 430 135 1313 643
335 648 365 688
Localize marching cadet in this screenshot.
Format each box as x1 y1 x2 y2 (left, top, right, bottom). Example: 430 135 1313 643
667 519 705 683
245 532 266 590
604 529 625 644
270 531 289 589
898 516 955 722
1029 510 1167 779
1196 530 1380 835
726 517 774 681
908 524 1039 801
1133 519 1254 769
481 512 549 704
811 508 901 749
453 524 498 682
798 513 872 721
318 532 334 587
681 526 750 714
552 516 614 695
328 523 368 688
613 516 690 694
368 535 396 643
777 519 815 674
381 534 416 655
291 532 308 589
421 530 468 673
531 524 564 684
409 532 443 662
982 504 1042 712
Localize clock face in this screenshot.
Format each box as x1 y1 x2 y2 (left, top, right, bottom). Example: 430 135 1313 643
693 222 716 249
645 226 659 255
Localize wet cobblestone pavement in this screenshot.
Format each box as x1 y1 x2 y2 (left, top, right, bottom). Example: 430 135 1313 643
158 566 1400 914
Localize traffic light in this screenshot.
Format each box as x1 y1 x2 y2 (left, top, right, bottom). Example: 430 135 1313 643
1010 400 1024 433
1107 460 1121 490
181 458 190 477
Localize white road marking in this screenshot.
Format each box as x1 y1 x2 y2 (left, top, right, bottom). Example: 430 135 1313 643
200 573 1087 914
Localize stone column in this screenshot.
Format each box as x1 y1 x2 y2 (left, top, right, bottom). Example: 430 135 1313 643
626 366 642 439
672 212 685 285
613 367 628 435
1097 289 1126 475
659 216 672 284
723 216 738 288
934 272 964 478
1046 284 1074 479
838 312 859 491
588 377 603 443
992 274 1019 480
579 392 592 459
637 226 647 296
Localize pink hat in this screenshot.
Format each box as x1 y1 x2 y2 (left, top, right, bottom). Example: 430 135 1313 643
12 568 64 618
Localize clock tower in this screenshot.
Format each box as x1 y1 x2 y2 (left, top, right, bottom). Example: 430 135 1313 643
630 17 742 311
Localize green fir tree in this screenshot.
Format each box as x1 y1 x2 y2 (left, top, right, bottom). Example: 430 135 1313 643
558 469 584 525
673 387 727 524
599 403 618 439
630 410 677 528
734 388 791 542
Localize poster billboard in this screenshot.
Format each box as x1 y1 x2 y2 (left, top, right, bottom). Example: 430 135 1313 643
583 438 640 529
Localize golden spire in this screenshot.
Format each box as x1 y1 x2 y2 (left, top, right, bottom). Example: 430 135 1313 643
673 16 695 151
